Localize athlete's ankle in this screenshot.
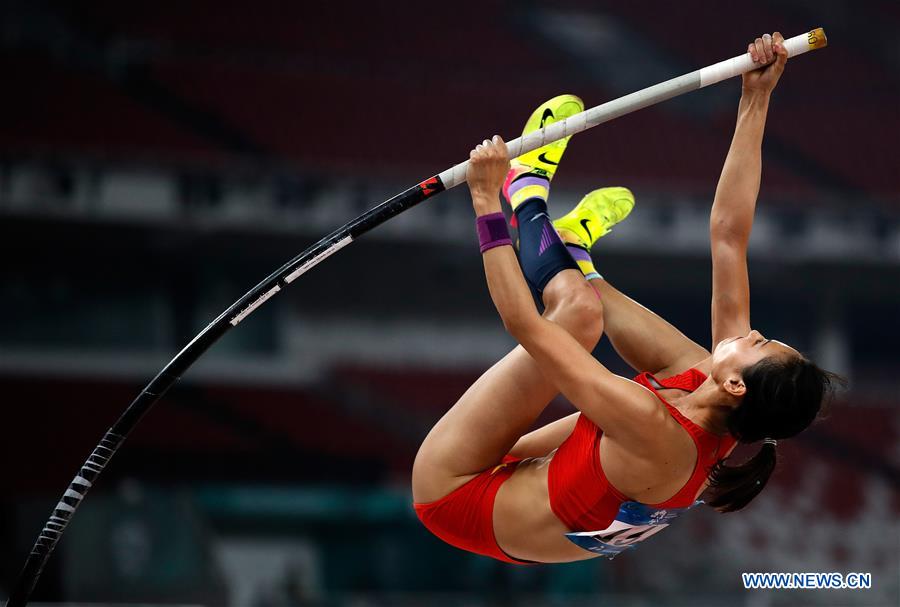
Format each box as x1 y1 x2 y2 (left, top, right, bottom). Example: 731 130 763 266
565 244 602 281
504 168 550 211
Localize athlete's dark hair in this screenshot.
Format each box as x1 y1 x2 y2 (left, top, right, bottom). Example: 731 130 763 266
706 356 844 513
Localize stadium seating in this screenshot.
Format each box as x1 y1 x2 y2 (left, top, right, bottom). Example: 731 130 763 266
5 1 895 199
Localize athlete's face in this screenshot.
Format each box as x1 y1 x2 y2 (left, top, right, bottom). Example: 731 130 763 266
711 329 800 399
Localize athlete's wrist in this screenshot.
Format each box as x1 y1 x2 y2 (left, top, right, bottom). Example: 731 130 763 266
737 90 770 124
475 211 512 253
471 193 503 216
739 88 771 105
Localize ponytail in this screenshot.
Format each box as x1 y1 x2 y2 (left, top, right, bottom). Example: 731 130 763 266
706 439 777 513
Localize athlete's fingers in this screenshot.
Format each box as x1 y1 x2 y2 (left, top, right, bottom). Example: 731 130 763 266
748 42 757 63
773 32 787 62
492 134 508 156
762 33 773 62
470 136 508 168
774 43 787 67
775 53 787 70
754 38 766 64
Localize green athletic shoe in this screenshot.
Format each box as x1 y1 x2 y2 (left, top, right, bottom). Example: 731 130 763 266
503 94 584 224
553 187 635 248
511 93 584 180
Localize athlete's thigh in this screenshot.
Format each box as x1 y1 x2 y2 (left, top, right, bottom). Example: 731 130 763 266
412 344 559 503
594 279 709 375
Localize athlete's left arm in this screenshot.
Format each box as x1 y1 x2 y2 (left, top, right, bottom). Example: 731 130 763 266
709 33 787 346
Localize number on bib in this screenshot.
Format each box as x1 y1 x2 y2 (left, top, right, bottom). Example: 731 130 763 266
564 500 699 558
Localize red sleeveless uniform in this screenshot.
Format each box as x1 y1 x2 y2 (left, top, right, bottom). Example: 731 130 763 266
548 368 736 557
414 368 736 563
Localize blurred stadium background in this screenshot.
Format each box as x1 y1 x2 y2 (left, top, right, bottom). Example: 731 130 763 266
1 1 898 605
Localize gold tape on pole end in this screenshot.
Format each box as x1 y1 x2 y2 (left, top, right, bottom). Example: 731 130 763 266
807 27 827 50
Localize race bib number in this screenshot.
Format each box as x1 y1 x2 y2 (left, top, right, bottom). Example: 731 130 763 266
564 500 699 558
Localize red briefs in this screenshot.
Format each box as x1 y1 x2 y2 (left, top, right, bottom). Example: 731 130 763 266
413 455 533 564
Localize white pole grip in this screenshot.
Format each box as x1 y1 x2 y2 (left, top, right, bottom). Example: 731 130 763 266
698 28 827 87
438 28 827 190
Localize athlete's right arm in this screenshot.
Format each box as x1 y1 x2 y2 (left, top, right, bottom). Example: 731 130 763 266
467 137 667 451
507 308 668 450
709 33 787 346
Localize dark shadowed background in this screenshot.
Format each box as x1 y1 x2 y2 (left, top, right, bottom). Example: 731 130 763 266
1 1 898 605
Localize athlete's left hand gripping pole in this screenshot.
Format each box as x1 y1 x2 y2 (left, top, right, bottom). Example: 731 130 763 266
7 28 825 606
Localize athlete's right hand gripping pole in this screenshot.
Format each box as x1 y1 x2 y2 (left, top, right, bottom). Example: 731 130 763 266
438 28 827 188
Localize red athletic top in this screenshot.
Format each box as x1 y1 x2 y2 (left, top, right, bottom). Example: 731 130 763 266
547 368 736 533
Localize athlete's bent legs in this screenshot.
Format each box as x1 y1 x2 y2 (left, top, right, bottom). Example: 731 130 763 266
588 277 709 377
412 269 601 504
552 188 709 378
504 274 709 460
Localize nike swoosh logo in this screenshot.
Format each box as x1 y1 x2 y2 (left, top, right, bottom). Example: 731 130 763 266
537 152 558 166
580 218 593 241
539 108 554 128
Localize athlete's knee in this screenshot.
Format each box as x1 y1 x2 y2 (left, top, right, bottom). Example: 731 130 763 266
568 282 604 337
412 434 462 504
412 440 441 503
545 278 604 344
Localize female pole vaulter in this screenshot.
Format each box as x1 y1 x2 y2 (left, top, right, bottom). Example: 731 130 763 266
411 32 841 564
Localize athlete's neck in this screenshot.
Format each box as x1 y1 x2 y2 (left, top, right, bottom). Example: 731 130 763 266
666 378 731 436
